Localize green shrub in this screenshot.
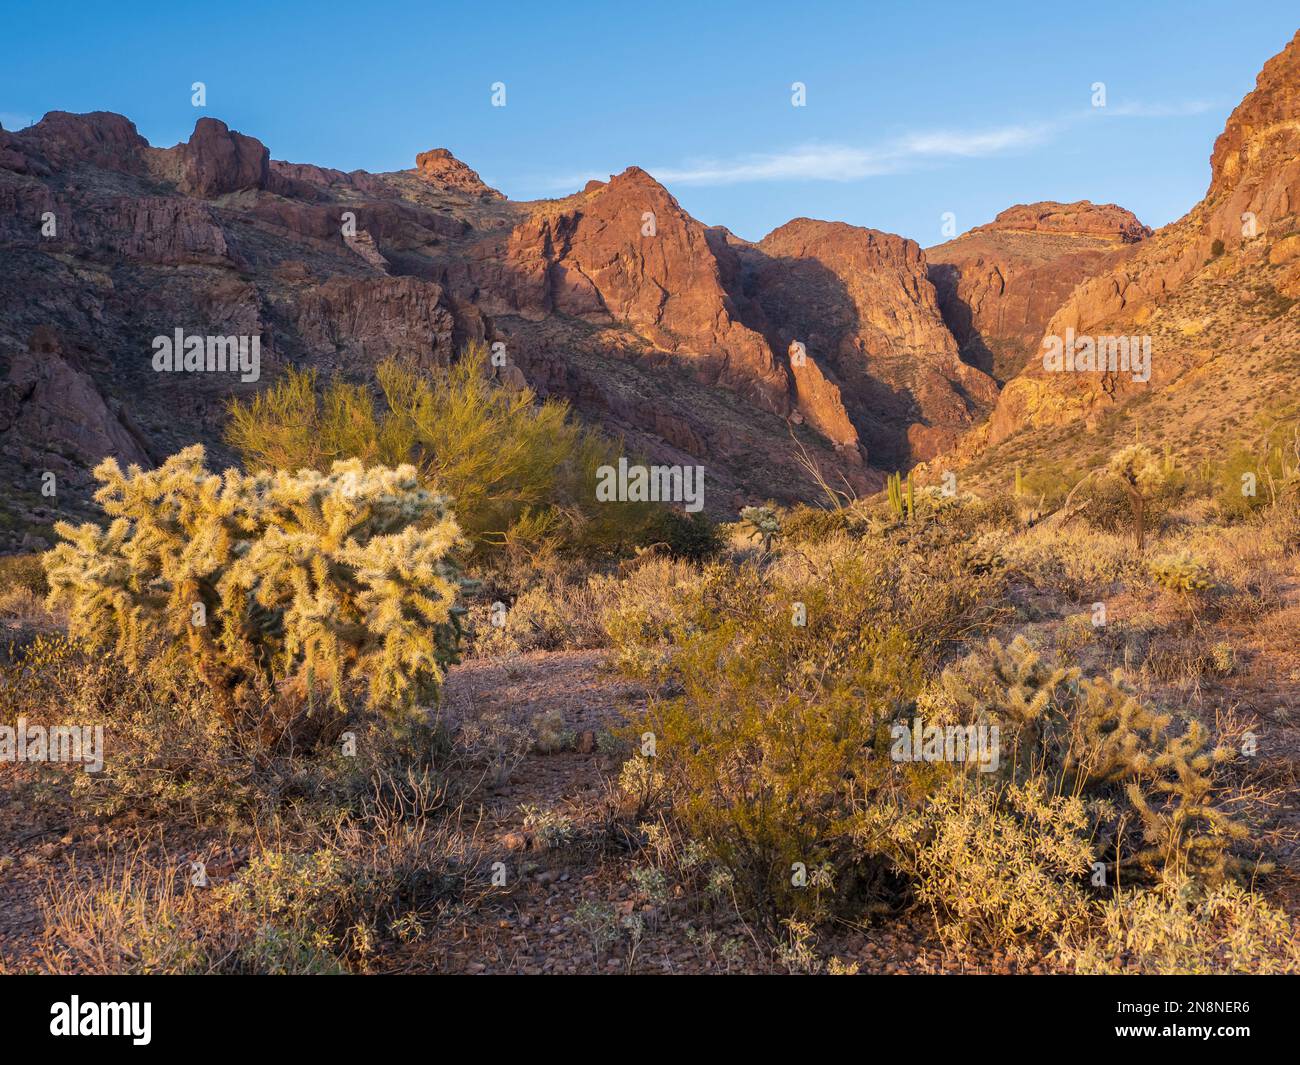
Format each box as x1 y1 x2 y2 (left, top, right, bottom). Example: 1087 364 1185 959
1212 438 1299 521
43 446 465 740
639 508 723 562
624 537 1012 921
227 343 651 556
641 594 923 926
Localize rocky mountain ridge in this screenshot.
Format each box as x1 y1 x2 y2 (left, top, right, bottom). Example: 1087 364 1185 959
5 26 1299 547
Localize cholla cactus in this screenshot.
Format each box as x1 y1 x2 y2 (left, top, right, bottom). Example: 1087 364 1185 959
1148 551 1216 595
43 446 465 737
1106 443 1166 551
739 505 781 553
940 636 1255 884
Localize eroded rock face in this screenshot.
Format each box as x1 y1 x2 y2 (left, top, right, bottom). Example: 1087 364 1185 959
966 29 1300 454
487 167 792 416
1 328 153 474
96 197 237 266
740 218 999 465
294 277 456 369
927 202 1150 384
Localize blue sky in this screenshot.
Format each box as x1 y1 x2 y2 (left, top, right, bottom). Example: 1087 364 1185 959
2 1 1295 244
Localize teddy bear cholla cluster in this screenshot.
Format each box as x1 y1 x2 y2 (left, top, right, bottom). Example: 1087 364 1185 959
43 445 464 733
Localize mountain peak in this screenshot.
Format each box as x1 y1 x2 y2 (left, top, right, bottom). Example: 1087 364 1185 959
970 201 1151 243
414 147 502 199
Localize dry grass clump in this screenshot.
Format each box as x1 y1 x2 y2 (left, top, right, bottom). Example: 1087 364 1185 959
0 553 49 623
999 523 1139 602
34 771 487 974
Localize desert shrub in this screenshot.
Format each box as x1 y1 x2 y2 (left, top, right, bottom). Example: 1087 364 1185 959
641 595 923 926
780 503 870 545
886 779 1094 955
227 344 651 556
0 553 49 621
768 534 1008 659
0 553 47 597
937 637 1257 884
625 536 1014 921
468 567 611 657
1062 874 1300 974
1213 430 1300 521
0 632 85 720
939 492 1021 537
1147 550 1217 595
2 635 460 827
638 508 723 562
1000 525 1137 602
43 447 464 742
1017 461 1087 513
599 556 710 677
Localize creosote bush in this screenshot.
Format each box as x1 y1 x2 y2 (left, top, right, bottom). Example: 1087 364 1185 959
43 446 465 741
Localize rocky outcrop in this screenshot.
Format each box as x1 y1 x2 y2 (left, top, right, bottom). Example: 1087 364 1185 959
1 328 153 474
415 148 503 199
293 277 456 368
927 202 1150 383
4 111 149 175
963 202 1151 242
175 117 271 198
96 197 236 266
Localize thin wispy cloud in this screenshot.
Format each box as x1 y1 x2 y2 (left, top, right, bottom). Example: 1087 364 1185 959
1100 99 1219 118
542 97 1218 192
548 120 1056 190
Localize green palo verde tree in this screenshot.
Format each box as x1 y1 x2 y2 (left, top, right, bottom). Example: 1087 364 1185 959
43 446 466 740
225 343 651 556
